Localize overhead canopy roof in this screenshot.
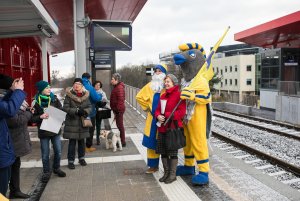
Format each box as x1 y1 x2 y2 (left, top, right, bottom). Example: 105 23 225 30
40 0 147 54
0 0 147 54
234 11 300 48
0 0 58 39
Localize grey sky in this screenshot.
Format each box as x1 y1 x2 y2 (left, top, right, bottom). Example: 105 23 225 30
51 0 300 77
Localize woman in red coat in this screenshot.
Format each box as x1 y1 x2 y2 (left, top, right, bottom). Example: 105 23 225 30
155 74 186 184
110 73 126 146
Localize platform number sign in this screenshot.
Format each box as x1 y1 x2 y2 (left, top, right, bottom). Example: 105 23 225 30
146 67 154 76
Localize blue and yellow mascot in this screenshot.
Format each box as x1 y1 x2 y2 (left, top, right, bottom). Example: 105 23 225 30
173 43 213 185
136 64 168 172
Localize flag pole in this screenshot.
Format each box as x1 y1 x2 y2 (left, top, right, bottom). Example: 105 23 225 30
163 27 230 125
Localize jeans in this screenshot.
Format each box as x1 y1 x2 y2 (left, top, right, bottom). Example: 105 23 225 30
0 166 11 196
40 134 62 173
68 139 85 163
86 117 96 148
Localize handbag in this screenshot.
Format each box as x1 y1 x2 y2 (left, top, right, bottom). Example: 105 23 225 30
97 108 111 119
81 117 93 127
165 120 186 150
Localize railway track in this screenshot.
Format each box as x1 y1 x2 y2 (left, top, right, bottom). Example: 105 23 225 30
214 110 300 141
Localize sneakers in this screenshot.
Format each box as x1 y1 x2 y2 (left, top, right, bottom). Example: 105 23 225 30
145 167 158 174
53 169 66 177
79 159 87 166
68 163 75 169
9 191 30 199
85 147 96 152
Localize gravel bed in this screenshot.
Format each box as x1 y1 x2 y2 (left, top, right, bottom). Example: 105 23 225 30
262 166 284 174
213 117 300 167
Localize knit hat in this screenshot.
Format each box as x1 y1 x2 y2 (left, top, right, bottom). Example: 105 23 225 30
82 72 91 79
73 78 83 84
0 74 14 90
166 74 179 85
154 64 168 74
36 80 50 93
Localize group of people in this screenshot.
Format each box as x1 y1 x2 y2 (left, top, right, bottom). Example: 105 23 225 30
137 43 212 186
0 72 126 199
0 42 212 198
136 65 186 184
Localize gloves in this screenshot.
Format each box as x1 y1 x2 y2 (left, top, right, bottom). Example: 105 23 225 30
180 87 195 100
77 108 87 117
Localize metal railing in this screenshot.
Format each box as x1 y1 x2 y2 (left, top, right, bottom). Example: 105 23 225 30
278 81 300 97
124 84 147 118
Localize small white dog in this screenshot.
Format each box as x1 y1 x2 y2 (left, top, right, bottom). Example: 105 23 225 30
100 130 122 152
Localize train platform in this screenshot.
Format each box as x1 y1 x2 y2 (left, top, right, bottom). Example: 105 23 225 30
15 104 300 201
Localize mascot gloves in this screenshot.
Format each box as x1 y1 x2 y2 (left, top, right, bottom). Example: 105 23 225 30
180 87 195 101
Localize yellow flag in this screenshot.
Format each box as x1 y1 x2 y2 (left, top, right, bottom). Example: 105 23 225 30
189 26 230 90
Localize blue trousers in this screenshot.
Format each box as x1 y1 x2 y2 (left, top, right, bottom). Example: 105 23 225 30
40 134 62 173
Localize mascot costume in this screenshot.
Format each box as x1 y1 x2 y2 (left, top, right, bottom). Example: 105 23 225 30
173 43 213 185
136 64 168 173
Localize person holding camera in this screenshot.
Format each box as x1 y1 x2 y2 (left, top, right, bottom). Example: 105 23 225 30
31 80 66 182
6 99 33 199
63 78 92 170
0 75 26 198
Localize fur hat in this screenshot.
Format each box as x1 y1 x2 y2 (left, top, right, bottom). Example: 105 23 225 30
73 78 83 84
154 64 168 74
0 74 14 90
166 74 179 85
36 80 50 93
82 72 91 79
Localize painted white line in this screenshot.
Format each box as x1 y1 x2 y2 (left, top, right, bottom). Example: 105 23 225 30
130 134 202 201
268 171 286 176
21 154 143 168
255 164 273 170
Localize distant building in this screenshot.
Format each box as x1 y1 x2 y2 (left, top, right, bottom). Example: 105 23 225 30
213 44 262 104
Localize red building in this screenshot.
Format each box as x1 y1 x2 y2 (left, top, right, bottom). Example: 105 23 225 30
0 0 147 101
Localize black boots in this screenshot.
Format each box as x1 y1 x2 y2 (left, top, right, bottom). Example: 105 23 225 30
53 169 66 177
164 159 178 184
159 158 169 182
9 191 30 199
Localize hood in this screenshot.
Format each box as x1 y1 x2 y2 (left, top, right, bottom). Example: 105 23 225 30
65 87 89 103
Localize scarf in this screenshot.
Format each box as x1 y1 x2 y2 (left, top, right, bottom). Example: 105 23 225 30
35 94 51 109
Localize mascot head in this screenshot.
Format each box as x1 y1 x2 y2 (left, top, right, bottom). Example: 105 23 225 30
173 43 206 82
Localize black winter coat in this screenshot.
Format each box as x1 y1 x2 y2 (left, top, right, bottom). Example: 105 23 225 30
63 88 92 139
6 110 32 157
31 95 63 138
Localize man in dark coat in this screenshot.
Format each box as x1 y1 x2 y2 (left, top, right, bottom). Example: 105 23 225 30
110 73 126 146
0 74 26 197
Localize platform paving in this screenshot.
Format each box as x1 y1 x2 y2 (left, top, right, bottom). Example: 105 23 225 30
12 103 300 201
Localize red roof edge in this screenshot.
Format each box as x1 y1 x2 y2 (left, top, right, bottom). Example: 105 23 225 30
234 10 300 41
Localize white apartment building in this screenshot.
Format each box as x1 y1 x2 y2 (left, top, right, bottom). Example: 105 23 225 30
213 54 256 103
